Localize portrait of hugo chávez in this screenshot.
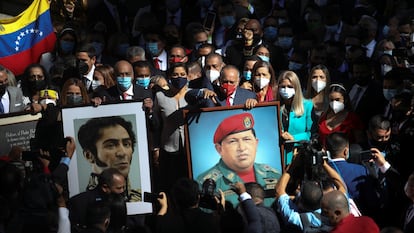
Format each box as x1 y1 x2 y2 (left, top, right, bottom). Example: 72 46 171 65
77 116 141 202
196 112 281 207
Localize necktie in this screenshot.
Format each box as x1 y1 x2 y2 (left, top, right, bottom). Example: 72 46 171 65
0 99 4 113
122 92 128 100
153 58 160 70
226 95 231 106
351 86 363 110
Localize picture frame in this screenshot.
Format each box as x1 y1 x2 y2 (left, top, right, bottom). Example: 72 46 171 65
0 111 42 155
184 102 283 202
62 101 152 215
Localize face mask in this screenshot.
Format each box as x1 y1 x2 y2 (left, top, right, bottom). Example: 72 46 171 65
278 37 293 49
40 98 57 106
195 42 204 50
258 55 270 62
31 79 46 91
243 70 252 81
288 61 303 71
170 57 182 64
60 40 75 53
146 42 159 56
91 42 104 56
325 24 338 33
220 83 236 96
77 60 89 75
117 77 132 91
0 84 6 96
220 15 235 28
279 87 295 99
170 77 188 89
91 80 101 91
263 26 278 41
355 76 371 86
330 100 344 114
136 77 151 88
189 78 203 89
278 18 287 25
382 25 390 37
381 64 393 76
311 80 326 93
369 139 388 152
206 69 220 83
254 77 270 89
383 50 393 56
383 88 397 101
117 43 129 57
66 94 83 105
314 0 328 7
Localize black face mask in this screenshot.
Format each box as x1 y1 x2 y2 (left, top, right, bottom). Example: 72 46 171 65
369 140 389 151
76 60 89 75
0 84 6 96
189 78 204 89
170 77 187 89
391 109 407 122
355 76 371 86
30 79 46 91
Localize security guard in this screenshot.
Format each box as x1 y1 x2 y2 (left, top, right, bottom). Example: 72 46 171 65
197 112 281 207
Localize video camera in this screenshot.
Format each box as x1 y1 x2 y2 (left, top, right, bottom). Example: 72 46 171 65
285 139 328 181
199 178 221 210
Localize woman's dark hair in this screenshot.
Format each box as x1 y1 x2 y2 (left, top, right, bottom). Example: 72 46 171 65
21 63 50 97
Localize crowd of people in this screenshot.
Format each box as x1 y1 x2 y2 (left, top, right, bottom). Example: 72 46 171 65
1 0 414 232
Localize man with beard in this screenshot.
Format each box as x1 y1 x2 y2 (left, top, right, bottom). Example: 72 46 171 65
77 116 141 202
0 65 24 114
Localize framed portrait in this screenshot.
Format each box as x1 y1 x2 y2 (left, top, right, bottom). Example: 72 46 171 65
0 112 41 155
184 102 283 205
62 101 152 215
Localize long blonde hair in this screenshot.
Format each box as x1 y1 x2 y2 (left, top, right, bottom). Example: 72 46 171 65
277 71 304 116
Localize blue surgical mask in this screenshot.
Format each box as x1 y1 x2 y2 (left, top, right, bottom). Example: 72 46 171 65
91 42 104 56
117 77 132 91
146 42 159 56
220 15 235 28
382 25 390 37
278 37 293 49
136 76 151 88
243 70 252 81
258 55 270 62
60 40 75 53
383 88 398 101
288 61 303 71
263 26 278 41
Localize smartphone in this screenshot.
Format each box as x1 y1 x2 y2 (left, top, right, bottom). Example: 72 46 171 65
359 150 373 161
203 12 216 31
143 192 161 203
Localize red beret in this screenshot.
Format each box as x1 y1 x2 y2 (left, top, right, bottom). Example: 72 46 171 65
213 112 255 144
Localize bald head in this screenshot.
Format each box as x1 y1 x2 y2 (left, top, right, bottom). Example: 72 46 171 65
245 19 263 37
114 60 133 78
321 190 349 226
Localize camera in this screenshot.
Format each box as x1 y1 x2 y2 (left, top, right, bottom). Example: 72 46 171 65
199 178 221 210
143 192 161 203
359 150 373 162
286 139 328 181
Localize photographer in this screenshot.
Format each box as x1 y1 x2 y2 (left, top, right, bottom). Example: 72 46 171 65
274 146 346 232
326 132 379 218
155 177 221 233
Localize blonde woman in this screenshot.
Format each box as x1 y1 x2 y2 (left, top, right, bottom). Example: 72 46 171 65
276 71 315 165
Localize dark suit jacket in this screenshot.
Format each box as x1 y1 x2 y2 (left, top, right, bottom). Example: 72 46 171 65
404 206 414 233
328 160 379 214
348 81 386 127
107 84 152 102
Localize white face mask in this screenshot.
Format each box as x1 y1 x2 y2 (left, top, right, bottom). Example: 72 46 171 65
91 80 102 91
330 100 344 114
311 80 326 93
40 98 56 106
279 87 295 99
206 69 220 83
381 64 393 76
254 77 270 89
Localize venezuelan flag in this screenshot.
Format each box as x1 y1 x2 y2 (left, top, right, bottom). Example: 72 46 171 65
0 0 56 75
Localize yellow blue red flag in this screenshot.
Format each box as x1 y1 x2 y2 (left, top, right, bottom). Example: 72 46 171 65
0 0 56 75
